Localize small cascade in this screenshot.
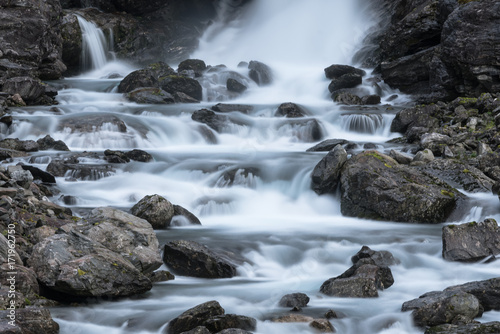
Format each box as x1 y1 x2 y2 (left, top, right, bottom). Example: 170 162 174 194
340 112 384 134
76 15 112 71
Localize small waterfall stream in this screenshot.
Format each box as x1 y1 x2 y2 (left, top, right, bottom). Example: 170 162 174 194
7 1 499 334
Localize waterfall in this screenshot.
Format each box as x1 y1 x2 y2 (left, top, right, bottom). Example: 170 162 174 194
340 113 384 134
76 15 111 71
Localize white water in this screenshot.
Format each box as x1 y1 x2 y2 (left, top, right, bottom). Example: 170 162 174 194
7 1 500 334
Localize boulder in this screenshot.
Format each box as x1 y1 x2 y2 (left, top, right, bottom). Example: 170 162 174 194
424 322 500 334
442 219 500 262
276 118 323 142
306 139 349 152
166 300 225 334
390 104 440 135
2 77 48 104
28 231 152 298
20 165 56 184
163 240 237 278
226 79 247 94
130 194 175 229
324 64 366 80
309 319 335 333
412 149 435 164
159 76 203 102
118 62 177 93
274 102 307 118
278 293 310 308
192 109 230 133
0 307 59 334
173 205 202 226
211 104 253 114
331 91 363 105
204 314 257 333
328 73 363 92
340 150 462 223
248 60 272 86
311 144 347 195
58 114 127 133
36 135 70 151
178 59 207 77
127 87 175 104
389 150 413 165
125 149 153 162
0 138 39 152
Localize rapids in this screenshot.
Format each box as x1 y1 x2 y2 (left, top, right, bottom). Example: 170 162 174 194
5 0 500 333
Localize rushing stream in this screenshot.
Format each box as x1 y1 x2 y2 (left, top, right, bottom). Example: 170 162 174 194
5 0 500 333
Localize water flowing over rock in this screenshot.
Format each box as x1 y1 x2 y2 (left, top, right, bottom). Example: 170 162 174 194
442 219 500 262
274 102 308 118
163 240 237 279
340 150 463 223
340 113 383 134
248 61 272 86
311 144 347 195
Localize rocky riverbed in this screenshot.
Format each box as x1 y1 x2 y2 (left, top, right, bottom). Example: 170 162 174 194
1 0 500 334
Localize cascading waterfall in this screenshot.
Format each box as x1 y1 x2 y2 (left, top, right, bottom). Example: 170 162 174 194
7 1 498 334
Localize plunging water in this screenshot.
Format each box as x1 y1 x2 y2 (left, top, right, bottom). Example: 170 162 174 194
7 1 500 333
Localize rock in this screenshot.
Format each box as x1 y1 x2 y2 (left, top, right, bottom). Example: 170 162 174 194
179 327 210 334
0 234 23 268
148 270 175 283
159 76 203 101
58 115 127 133
340 150 462 223
320 246 395 298
105 149 131 163
389 150 413 164
216 329 253 334
2 77 48 104
306 139 349 152
311 145 348 195
166 300 225 334
47 156 115 180
130 194 175 229
7 165 34 189
127 87 175 104
0 307 59 334
331 91 362 105
82 207 163 274
420 133 452 155
274 102 307 118
172 205 202 226
412 149 435 164
340 113 383 134
178 59 207 77
424 322 500 334
125 149 153 162
328 73 363 92
361 95 381 105
309 319 335 333
28 231 152 298
278 293 310 308
192 109 229 133
248 60 272 85
118 62 177 93
0 138 39 152
204 314 257 333
36 135 70 151
272 314 314 323
390 104 440 136
20 165 56 183
408 291 481 327
324 64 366 80
442 219 500 262
211 104 253 114
226 79 247 94
277 118 324 142
163 240 237 278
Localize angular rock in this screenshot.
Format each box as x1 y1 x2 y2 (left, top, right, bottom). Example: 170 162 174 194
278 293 310 308
0 307 59 334
309 319 335 333
412 149 434 164
306 139 349 152
340 150 462 223
179 327 210 334
391 104 440 135
2 77 47 104
178 59 207 77
37 135 70 151
204 314 257 333
424 322 500 334
351 246 399 267
324 64 366 80
125 149 153 162
173 205 202 226
328 73 363 92
127 87 175 104
211 104 253 114
21 165 56 183
311 144 347 195
166 300 225 334
331 91 362 105
163 240 237 278
192 109 229 133
274 102 307 118
226 79 247 94
0 138 39 152
389 150 413 165
160 76 203 101
131 194 175 229
442 219 500 262
118 62 177 93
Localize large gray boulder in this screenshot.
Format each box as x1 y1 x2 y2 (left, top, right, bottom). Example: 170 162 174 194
442 219 500 262
340 150 463 223
310 144 347 195
131 194 175 229
0 307 59 334
163 240 237 279
424 322 500 334
166 300 225 334
28 231 152 297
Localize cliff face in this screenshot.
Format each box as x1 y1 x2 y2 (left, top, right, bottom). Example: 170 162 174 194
364 0 500 102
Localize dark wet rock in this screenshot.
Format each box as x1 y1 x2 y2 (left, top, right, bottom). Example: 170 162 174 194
424 322 500 334
159 76 203 102
128 87 175 104
306 139 349 152
414 159 494 193
405 291 481 327
163 240 237 279
311 144 347 195
391 104 440 136
179 327 210 334
20 165 56 184
166 300 225 334
58 114 127 133
278 293 310 308
328 73 363 92
442 219 500 262
248 60 272 86
2 77 49 104
28 231 152 298
214 167 259 188
192 109 230 133
340 150 463 223
36 135 70 151
389 150 413 165
351 246 400 267
211 104 253 114
104 149 131 163
274 102 308 118
0 307 59 334
118 62 177 93
331 91 363 105
204 314 257 333
226 78 247 94
131 194 175 229
178 59 207 78
419 133 452 156
148 270 175 283
277 118 324 143
0 138 39 152
125 149 153 162
324 64 366 80
272 314 314 323
361 95 381 105
47 156 115 180
216 329 253 334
